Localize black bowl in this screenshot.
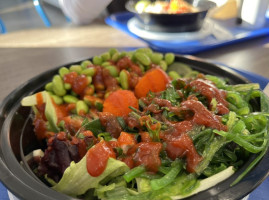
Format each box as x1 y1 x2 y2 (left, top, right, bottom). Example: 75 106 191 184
0 55 268 200
125 0 216 32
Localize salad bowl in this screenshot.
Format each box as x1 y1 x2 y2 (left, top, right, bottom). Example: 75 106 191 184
125 0 216 32
0 52 268 200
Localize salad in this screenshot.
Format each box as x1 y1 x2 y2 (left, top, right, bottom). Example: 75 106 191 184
135 0 198 14
21 48 269 200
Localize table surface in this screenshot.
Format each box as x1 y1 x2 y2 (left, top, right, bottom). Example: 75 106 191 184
0 24 269 200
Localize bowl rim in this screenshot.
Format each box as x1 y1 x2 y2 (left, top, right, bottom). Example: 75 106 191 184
0 54 268 200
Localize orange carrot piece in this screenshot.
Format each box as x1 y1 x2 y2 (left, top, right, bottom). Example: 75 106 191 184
135 68 170 98
118 132 137 147
103 90 138 116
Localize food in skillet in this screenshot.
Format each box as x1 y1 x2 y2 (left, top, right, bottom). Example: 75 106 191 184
21 48 269 199
135 0 198 14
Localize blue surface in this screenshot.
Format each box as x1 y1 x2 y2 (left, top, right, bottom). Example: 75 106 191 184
0 182 9 200
0 65 268 199
105 12 269 54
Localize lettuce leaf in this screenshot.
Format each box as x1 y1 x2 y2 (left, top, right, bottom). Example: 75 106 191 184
52 157 129 197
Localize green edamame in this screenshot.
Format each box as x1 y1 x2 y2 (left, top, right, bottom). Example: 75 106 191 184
165 53 175 65
112 52 120 62
59 67 69 78
150 53 163 64
105 66 119 77
76 100 89 115
136 48 153 55
70 65 82 74
101 61 111 67
138 63 145 73
119 70 129 90
135 52 151 66
63 95 79 103
64 83 71 90
81 67 96 76
50 95 63 105
159 60 168 71
81 60 92 69
109 48 118 56
93 56 103 65
168 71 181 80
87 76 92 85
119 51 127 58
101 52 111 61
52 75 66 96
45 82 53 91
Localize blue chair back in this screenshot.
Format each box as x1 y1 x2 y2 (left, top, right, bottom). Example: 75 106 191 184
0 17 7 34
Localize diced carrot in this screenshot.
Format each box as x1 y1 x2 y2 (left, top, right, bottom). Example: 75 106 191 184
103 90 138 116
118 132 137 147
134 68 170 98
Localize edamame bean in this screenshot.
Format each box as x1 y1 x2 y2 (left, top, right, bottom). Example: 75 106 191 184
84 85 95 96
52 75 66 96
81 67 96 76
87 76 92 85
126 51 134 59
101 52 111 61
138 63 145 73
105 66 119 77
76 100 89 115
104 91 111 99
93 56 103 65
101 61 111 67
135 52 151 66
159 60 168 71
136 48 153 55
64 83 71 90
119 70 129 89
59 67 69 78
150 53 163 64
168 71 181 80
45 82 53 91
119 51 127 58
63 95 79 103
81 60 92 69
51 95 63 105
70 65 82 74
165 53 175 65
112 52 120 62
109 48 118 56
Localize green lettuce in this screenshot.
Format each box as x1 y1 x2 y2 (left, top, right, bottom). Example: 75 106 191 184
52 157 129 197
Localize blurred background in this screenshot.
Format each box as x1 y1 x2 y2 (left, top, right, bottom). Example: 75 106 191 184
0 0 227 33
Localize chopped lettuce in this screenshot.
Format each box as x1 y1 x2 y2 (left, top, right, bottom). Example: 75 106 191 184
52 157 129 197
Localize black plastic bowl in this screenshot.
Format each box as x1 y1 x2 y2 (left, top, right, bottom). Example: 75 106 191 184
0 55 269 200
125 0 216 32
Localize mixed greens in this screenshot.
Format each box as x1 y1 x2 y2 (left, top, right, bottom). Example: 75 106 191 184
21 48 269 200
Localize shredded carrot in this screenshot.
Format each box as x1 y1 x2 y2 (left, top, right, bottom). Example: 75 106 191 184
103 90 138 116
135 68 170 98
